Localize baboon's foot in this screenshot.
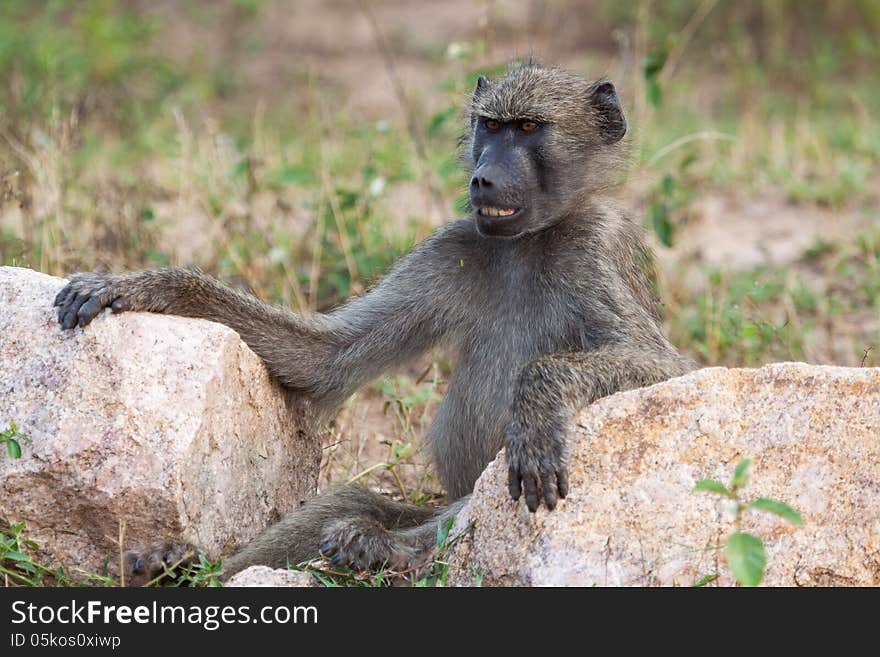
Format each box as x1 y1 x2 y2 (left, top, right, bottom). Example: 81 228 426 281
123 541 202 586
318 518 423 571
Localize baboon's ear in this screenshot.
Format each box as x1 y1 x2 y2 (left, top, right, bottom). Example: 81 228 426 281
470 76 490 127
588 80 627 144
474 75 489 98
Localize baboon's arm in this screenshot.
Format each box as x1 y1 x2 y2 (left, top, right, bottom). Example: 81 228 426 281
505 343 693 511
54 244 454 406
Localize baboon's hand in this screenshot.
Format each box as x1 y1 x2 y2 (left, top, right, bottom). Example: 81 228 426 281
505 415 569 512
123 541 202 587
54 272 133 330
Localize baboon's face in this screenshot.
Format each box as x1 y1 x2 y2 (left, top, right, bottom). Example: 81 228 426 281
469 115 553 238
467 67 627 239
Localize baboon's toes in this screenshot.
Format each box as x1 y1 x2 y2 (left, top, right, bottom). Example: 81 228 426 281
320 519 398 570
123 541 200 586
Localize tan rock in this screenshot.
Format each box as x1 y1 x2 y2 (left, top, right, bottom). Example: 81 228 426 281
0 266 319 575
225 565 315 587
448 363 880 586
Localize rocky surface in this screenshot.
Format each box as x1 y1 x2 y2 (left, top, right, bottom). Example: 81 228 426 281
448 363 880 587
225 565 315 587
0 266 319 574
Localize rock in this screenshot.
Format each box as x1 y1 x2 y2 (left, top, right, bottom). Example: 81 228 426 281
448 363 880 587
225 565 315 587
0 266 320 575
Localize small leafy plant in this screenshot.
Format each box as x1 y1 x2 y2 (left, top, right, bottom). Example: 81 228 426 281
0 520 115 586
1 520 52 586
694 459 803 587
1 422 30 459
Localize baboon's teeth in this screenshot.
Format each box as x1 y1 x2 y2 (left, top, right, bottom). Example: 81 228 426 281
478 207 517 217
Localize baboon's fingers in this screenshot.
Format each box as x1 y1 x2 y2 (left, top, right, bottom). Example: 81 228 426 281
76 296 106 327
54 285 73 308
556 468 569 499
61 293 89 330
58 296 79 329
319 541 337 557
540 471 558 511
508 465 523 501
523 474 540 512
111 297 131 313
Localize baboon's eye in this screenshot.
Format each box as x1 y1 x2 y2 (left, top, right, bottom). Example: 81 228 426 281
520 120 538 133
484 118 500 131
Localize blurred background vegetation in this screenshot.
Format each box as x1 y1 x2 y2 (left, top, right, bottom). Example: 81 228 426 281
1 0 878 501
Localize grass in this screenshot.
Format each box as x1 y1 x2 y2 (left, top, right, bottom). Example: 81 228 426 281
320 362 446 508
1 0 879 585
0 520 116 587
662 228 880 367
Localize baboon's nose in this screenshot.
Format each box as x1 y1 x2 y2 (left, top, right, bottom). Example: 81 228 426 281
470 173 494 189
470 162 503 191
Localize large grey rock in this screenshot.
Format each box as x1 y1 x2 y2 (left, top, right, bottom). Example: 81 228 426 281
448 363 880 586
0 266 319 574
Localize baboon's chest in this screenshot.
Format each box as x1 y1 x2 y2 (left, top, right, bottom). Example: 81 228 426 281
450 273 587 409
444 236 602 415
466 255 589 357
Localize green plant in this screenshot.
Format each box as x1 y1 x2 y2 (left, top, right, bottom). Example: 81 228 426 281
0 1 181 129
1 520 53 585
643 49 667 109
694 459 803 586
1 422 30 459
645 153 698 247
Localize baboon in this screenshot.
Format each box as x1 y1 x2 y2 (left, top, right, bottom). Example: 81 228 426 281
54 63 693 584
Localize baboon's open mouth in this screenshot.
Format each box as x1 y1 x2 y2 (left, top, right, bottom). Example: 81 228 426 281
477 206 520 218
